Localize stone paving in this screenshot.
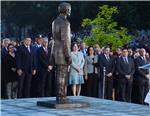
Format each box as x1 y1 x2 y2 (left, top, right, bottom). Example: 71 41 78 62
1 96 150 116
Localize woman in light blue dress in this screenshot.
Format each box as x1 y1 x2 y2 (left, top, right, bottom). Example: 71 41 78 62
69 43 85 96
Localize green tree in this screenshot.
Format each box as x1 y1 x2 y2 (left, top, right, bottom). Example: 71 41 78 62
82 5 132 51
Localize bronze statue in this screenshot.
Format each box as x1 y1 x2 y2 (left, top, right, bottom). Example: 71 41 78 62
37 2 89 108
52 2 72 104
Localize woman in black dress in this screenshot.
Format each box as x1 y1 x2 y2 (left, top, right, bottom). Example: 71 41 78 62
5 44 18 99
84 46 99 97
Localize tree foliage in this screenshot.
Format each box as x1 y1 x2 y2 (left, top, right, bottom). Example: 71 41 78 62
1 1 150 35
82 5 132 51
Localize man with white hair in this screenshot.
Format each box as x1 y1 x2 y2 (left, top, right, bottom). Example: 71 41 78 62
1 38 11 99
134 48 150 104
37 37 53 97
2 38 11 57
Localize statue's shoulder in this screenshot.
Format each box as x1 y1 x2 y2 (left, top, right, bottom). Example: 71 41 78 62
53 16 70 29
58 16 70 24
53 16 64 25
53 16 60 23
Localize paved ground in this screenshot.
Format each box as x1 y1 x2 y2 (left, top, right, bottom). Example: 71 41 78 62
1 96 150 116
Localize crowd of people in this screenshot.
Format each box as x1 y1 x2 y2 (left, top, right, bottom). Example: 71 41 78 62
1 35 150 106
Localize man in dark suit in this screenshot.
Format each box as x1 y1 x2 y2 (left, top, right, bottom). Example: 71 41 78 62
117 48 135 102
1 38 11 99
30 34 43 97
113 47 122 101
37 37 53 97
98 46 115 100
16 36 36 98
32 34 43 67
134 48 150 104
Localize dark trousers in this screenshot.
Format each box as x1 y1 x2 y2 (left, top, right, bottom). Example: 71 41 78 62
113 74 120 101
1 78 6 99
30 71 39 97
51 69 56 96
86 73 98 97
137 83 149 104
98 78 103 98
18 72 32 98
93 74 99 97
99 75 113 99
81 75 86 96
118 77 133 102
131 79 139 103
38 69 52 97
105 76 113 100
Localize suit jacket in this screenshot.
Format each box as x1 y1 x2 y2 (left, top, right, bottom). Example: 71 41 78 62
32 44 41 70
134 56 149 84
1 47 8 59
16 44 36 73
1 47 8 81
113 55 121 75
98 54 115 78
37 47 53 70
52 15 71 65
117 56 135 77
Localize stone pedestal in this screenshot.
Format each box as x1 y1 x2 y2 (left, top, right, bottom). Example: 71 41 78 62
2 96 149 116
37 99 90 109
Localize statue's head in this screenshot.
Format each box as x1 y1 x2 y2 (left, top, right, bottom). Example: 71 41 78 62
58 2 71 17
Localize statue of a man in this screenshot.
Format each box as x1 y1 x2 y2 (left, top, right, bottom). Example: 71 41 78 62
52 2 72 104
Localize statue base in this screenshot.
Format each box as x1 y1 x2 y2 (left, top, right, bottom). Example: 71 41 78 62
37 99 90 109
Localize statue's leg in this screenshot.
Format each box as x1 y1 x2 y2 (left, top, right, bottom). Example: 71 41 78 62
56 65 68 104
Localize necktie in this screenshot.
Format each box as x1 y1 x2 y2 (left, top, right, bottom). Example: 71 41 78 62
142 57 146 64
106 55 110 61
107 56 110 61
125 57 128 64
27 46 30 53
45 48 48 55
123 57 127 64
